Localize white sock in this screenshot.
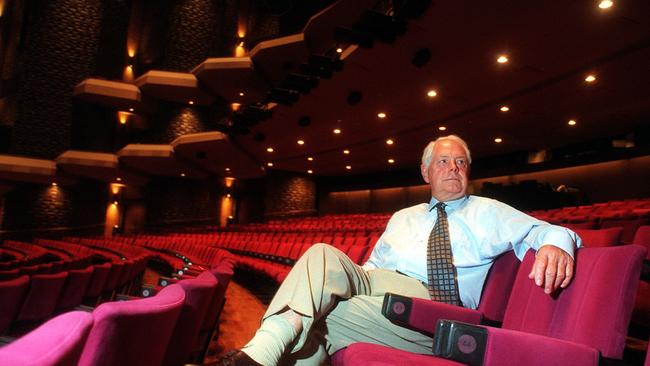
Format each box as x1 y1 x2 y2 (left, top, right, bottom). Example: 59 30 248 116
242 314 298 365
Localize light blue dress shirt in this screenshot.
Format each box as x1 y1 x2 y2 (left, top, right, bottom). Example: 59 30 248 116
362 195 582 309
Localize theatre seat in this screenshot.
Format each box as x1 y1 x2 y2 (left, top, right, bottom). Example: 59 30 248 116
162 272 218 366
573 227 623 247
332 245 646 366
56 266 94 311
16 272 68 323
0 275 29 334
0 311 93 366
78 284 186 366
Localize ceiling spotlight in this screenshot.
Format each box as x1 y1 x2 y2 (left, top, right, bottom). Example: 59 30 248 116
497 55 509 64
427 90 438 97
568 119 577 126
307 170 313 174
180 173 186 177
51 182 57 186
345 165 352 170
266 147 274 152
333 128 341 134
128 108 134 112
585 75 596 83
239 92 245 97
225 167 231 172
388 158 395 164
377 112 387 118
116 177 122 182
297 139 305 145
343 149 350 154
336 48 343 53
500 106 510 112
598 0 613 9
307 157 314 161
267 162 274 167
438 126 447 131
494 138 503 143
386 139 394 145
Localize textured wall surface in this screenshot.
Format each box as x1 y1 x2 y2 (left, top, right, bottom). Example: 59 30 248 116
144 177 220 227
264 171 316 220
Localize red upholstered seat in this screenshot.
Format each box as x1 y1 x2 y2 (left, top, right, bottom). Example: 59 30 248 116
332 245 646 366
17 272 68 322
0 311 93 366
573 227 623 247
57 266 94 311
0 275 30 334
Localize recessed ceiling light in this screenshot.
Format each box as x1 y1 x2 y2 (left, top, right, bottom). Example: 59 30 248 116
343 149 350 154
427 90 437 97
239 92 245 97
51 182 57 186
438 126 447 131
266 147 274 153
128 108 134 112
188 100 194 105
497 55 509 64
494 138 503 143
345 165 352 170
267 162 274 167
116 177 122 181
585 75 596 83
377 112 387 119
386 139 394 145
333 128 341 134
180 173 186 177
297 139 305 145
598 0 613 9
307 157 314 161
225 167 231 172
500 106 510 112
336 48 343 53
307 169 313 174
388 158 395 164
568 119 577 126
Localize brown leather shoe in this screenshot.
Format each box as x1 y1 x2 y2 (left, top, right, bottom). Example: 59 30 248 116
211 350 262 366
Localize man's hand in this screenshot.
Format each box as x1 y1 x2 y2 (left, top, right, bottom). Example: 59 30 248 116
527 245 575 294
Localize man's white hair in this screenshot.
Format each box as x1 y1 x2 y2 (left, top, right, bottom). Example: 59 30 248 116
421 135 472 168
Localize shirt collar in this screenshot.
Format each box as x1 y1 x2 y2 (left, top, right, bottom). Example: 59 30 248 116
428 195 469 212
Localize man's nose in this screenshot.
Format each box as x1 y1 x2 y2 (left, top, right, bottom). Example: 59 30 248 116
449 160 459 172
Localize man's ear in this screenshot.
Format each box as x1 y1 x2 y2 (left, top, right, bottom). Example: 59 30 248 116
421 164 430 183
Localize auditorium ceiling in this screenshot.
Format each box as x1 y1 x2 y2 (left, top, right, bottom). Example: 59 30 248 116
229 0 650 176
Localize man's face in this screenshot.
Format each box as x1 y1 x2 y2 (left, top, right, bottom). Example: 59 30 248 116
421 140 469 202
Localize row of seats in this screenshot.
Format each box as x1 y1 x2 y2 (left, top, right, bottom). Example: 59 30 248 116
0 265 233 366
0 239 152 336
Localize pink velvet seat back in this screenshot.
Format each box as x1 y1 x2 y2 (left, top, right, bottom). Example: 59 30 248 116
78 284 186 366
162 272 218 366
0 311 93 366
632 225 650 259
503 245 646 359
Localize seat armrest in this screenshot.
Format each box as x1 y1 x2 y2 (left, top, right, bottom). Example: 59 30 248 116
432 320 601 366
382 293 483 335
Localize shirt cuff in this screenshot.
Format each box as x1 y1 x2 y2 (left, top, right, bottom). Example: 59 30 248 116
540 229 578 259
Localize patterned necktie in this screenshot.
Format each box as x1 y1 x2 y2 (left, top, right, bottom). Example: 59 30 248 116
427 202 461 305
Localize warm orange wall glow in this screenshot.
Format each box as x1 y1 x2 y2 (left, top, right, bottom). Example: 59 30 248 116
0 1 4 17
123 65 134 82
220 196 233 227
105 203 120 237
235 45 246 57
110 183 125 195
225 177 235 188
117 111 133 125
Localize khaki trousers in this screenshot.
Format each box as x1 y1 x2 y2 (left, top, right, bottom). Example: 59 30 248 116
263 244 433 365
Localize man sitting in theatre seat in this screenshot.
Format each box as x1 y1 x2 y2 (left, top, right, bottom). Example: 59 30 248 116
216 135 582 366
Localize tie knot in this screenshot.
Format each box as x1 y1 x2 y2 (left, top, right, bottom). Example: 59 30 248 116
435 202 446 211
